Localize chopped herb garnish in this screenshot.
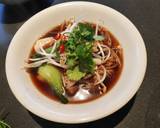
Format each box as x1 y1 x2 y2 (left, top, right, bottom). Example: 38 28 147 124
66 66 86 81
65 23 95 73
93 35 104 41
30 22 104 78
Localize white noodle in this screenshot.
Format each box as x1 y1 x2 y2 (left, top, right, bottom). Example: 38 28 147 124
29 57 47 62
35 49 54 57
97 51 102 55
99 82 107 94
39 41 48 54
92 53 102 58
34 37 54 51
93 58 102 65
34 37 55 57
25 59 48 68
94 65 107 85
100 44 111 64
61 15 84 34
48 58 67 69
50 42 57 54
97 43 105 61
95 20 99 36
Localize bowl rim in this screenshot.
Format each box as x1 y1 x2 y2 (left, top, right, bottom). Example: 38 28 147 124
5 1 147 124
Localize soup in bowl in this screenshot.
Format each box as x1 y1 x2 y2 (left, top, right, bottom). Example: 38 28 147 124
6 2 146 123
26 20 123 104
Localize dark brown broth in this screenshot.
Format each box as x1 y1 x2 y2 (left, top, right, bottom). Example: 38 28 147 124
28 22 123 104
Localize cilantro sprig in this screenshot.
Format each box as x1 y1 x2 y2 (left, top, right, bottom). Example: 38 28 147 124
65 23 95 75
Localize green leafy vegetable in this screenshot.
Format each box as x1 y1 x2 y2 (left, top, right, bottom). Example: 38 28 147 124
38 64 68 104
66 66 86 81
72 23 94 42
76 43 95 73
93 35 104 41
31 47 52 59
77 23 94 41
0 120 11 128
65 23 95 73
66 58 77 68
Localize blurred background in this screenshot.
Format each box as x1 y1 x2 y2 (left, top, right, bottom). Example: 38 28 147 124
0 0 54 23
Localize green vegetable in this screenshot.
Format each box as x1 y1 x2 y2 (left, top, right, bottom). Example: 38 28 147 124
66 58 77 68
38 64 68 104
65 23 94 51
0 120 11 128
76 43 95 73
66 66 86 81
65 23 95 73
77 23 94 41
71 23 94 42
93 35 104 41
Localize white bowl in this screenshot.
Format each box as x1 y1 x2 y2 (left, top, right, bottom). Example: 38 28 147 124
5 2 147 123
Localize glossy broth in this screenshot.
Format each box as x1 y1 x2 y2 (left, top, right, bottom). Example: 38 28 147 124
28 22 123 104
